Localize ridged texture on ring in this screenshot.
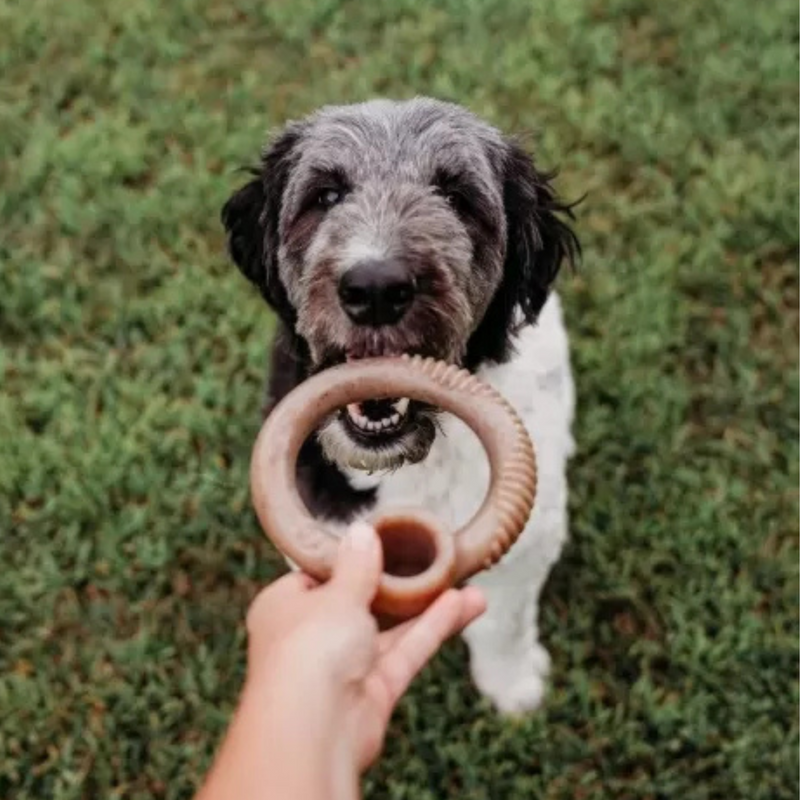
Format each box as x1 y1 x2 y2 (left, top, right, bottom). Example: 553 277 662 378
401 354 538 569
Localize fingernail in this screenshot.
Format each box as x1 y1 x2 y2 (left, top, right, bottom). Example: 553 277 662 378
347 521 376 552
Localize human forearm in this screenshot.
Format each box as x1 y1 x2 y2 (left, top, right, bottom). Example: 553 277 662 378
197 669 357 800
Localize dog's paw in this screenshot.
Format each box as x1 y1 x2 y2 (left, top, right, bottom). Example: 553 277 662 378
469 644 551 716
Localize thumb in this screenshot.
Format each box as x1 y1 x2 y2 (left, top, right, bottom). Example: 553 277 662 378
328 521 383 605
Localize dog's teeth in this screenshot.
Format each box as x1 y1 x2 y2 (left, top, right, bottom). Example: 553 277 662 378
346 400 408 434
346 403 370 430
392 398 410 416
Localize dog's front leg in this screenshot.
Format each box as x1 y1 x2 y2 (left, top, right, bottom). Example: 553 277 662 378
461 500 568 715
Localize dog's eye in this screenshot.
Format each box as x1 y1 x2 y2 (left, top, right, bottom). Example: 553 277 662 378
317 188 346 210
438 188 468 215
433 184 464 212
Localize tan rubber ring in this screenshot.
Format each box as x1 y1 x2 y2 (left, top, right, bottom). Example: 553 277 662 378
250 355 537 618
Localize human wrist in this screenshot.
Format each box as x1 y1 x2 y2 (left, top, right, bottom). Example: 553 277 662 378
244 643 354 754
240 661 360 800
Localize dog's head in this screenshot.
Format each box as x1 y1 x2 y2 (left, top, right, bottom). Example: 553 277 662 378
222 98 578 471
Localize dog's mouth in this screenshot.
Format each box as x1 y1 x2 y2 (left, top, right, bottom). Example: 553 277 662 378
341 396 414 443
314 345 440 470
317 345 434 448
339 348 425 447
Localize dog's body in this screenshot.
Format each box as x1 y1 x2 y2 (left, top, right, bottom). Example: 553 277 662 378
222 98 579 713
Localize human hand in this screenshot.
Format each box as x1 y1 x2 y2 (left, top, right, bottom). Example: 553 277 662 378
245 521 486 772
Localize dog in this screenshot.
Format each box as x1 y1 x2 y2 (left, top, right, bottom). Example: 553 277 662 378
221 97 579 714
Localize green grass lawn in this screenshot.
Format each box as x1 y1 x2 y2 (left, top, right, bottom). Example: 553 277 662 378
1 0 798 797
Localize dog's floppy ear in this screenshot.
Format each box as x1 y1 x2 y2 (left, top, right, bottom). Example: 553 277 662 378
220 174 266 285
466 139 579 367
220 126 302 321
500 138 580 325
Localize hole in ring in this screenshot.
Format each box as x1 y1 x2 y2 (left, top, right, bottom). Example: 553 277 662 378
376 517 438 578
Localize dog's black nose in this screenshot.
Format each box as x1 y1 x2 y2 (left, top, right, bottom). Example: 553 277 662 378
338 259 415 326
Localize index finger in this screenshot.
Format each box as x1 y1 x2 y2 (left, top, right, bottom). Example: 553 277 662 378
374 586 486 704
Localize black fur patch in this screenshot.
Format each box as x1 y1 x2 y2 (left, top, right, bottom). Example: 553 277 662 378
221 127 305 328
264 326 377 523
464 140 580 369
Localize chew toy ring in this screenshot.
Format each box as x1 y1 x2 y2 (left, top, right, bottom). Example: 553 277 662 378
250 355 537 619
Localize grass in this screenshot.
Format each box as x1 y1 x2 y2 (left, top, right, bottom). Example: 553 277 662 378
1 0 798 797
